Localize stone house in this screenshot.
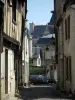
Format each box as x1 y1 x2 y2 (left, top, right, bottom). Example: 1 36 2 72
37 34 56 79
54 0 75 93
0 0 27 100
37 14 57 80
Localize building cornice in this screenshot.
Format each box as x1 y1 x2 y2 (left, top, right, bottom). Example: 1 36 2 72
56 0 75 27
3 32 20 46
63 0 75 12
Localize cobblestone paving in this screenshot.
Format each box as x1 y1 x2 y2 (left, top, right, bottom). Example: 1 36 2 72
33 98 71 100
19 84 74 100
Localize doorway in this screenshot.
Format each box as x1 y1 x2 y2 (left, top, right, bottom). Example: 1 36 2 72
5 49 8 94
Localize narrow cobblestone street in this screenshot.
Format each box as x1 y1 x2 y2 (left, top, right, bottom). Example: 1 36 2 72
18 84 74 100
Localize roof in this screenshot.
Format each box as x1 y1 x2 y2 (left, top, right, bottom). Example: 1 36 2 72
31 25 46 39
48 13 54 34
49 13 54 25
37 37 55 45
31 13 54 39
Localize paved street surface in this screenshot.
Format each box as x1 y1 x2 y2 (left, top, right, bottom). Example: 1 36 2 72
19 84 74 100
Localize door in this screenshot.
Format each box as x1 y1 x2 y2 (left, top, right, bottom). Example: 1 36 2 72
1 47 5 98
5 49 8 94
8 50 15 96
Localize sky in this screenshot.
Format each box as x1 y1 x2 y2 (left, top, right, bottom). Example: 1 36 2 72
27 0 54 27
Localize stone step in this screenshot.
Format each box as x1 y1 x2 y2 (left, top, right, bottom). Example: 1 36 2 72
9 97 18 100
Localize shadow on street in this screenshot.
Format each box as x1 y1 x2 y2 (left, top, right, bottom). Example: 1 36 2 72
19 85 75 100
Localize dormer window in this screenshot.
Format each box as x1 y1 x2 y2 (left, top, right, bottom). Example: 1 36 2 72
65 15 70 40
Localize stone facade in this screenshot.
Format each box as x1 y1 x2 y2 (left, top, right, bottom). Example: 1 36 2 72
0 0 27 100
54 0 75 93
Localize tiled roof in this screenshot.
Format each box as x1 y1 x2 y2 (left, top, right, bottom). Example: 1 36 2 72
32 25 46 39
37 37 55 45
49 13 54 25
31 13 54 39
48 13 54 34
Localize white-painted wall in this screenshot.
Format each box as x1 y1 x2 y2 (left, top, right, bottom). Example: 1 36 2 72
8 50 15 97
32 46 40 56
45 49 55 60
1 48 5 99
22 34 29 86
29 37 32 58
33 54 41 67
41 45 56 80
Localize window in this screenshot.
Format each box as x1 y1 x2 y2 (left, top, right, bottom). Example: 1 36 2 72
65 19 67 40
5 49 8 94
66 57 68 80
65 56 71 81
68 16 70 39
65 15 70 40
7 0 10 5
12 0 16 21
68 56 71 82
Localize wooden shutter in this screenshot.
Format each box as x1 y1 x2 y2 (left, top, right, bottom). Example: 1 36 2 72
68 16 70 39
66 57 68 80
68 56 71 82
65 19 67 40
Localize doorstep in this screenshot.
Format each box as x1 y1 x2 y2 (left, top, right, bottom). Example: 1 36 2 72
2 94 9 100
9 97 18 100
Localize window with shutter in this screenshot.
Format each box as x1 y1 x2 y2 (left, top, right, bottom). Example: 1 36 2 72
65 56 71 81
65 15 70 40
66 57 68 80
68 16 70 39
68 56 71 82
65 19 67 40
